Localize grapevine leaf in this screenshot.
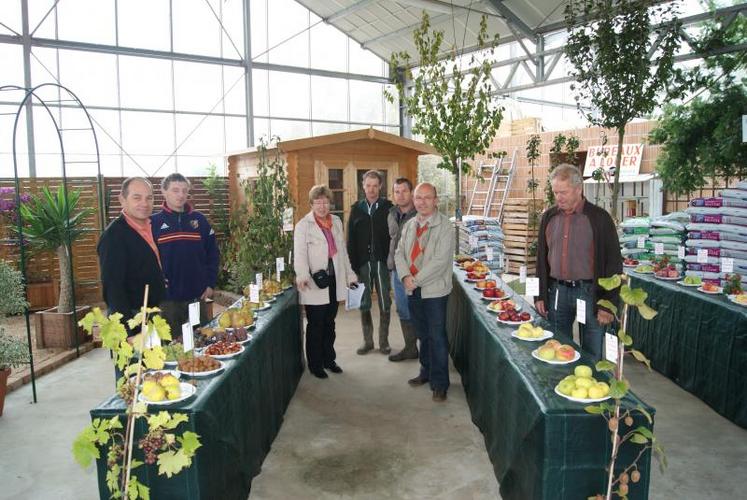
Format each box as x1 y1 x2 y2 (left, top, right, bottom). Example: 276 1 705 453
162 413 189 430
130 459 144 470
637 303 658 320
78 310 97 334
636 405 653 424
597 275 621 291
609 379 629 399
131 402 148 416
622 334 633 347
630 433 649 444
151 315 172 341
147 412 171 430
106 467 120 496
116 342 134 370
634 426 654 439
595 360 616 372
630 349 652 370
100 318 127 350
72 428 100 467
178 431 202 456
143 346 165 370
584 404 604 414
157 449 191 478
596 299 618 315
620 285 647 306
165 433 176 446
127 312 145 331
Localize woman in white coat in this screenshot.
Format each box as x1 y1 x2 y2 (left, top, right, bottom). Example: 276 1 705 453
294 185 357 378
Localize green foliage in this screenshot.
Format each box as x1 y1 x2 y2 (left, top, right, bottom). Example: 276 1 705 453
386 12 503 176
564 0 690 219
649 83 747 194
0 260 28 316
203 164 231 288
227 137 293 293
0 328 29 370
75 307 201 499
546 133 581 206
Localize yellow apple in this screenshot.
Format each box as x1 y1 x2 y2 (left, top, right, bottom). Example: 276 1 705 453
571 387 589 399
575 377 593 389
587 386 605 399
574 365 593 378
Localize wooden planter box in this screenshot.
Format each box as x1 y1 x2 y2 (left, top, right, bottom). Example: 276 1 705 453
26 281 57 311
34 305 91 349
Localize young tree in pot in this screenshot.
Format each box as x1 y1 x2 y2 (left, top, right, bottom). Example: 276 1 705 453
15 186 93 347
0 260 30 416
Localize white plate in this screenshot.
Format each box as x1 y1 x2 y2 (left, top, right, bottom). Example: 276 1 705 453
473 284 499 292
255 303 271 311
531 348 580 364
163 360 179 367
554 385 611 403
727 294 747 307
176 359 225 377
697 286 723 295
464 277 489 283
623 263 639 268
480 293 513 302
486 301 522 313
264 297 277 303
654 274 682 281
633 268 654 274
283 285 293 290
676 280 701 287
273 291 284 297
138 382 196 406
202 344 244 360
497 317 533 326
510 329 553 341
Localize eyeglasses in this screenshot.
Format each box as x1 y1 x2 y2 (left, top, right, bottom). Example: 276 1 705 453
312 200 330 206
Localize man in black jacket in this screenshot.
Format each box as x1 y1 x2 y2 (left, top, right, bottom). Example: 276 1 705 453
98 177 166 335
347 170 393 354
535 164 622 361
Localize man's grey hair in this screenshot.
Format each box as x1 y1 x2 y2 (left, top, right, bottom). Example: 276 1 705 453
549 164 583 186
121 177 153 198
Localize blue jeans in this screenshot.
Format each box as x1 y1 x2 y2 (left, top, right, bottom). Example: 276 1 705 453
408 288 449 391
391 269 410 321
547 281 608 361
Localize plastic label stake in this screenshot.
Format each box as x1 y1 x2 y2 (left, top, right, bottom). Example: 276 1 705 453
519 265 527 283
525 277 539 297
605 332 618 363
182 323 194 353
576 298 586 324
188 302 200 326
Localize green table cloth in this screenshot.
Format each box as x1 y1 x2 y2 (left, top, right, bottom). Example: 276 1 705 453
90 289 303 500
627 272 747 428
448 271 654 500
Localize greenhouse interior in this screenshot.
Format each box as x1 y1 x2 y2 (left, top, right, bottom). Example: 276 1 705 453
0 1 746 499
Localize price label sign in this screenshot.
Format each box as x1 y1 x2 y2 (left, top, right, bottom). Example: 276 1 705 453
678 246 686 259
525 277 539 297
144 326 161 349
469 235 478 249
697 249 709 264
721 257 734 273
519 265 527 283
605 332 619 364
256 273 264 291
576 298 587 325
654 242 664 255
249 284 260 303
182 323 194 353
485 245 494 262
504 256 510 272
636 236 646 249
282 207 294 232
276 257 285 273
188 302 200 326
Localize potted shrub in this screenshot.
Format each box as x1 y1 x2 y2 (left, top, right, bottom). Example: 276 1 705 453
0 260 30 416
15 186 93 348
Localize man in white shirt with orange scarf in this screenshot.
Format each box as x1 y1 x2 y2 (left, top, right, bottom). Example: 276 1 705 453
395 183 455 402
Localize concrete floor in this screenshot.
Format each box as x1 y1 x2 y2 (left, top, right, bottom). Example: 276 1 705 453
1 306 746 500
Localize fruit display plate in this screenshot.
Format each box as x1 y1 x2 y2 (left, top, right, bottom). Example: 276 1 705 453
511 329 553 341
622 263 638 268
486 301 522 313
464 277 488 283
531 349 580 364
273 291 284 297
163 360 179 367
554 385 610 403
255 304 272 311
697 286 723 295
633 268 654 274
654 274 681 281
177 360 225 378
201 344 244 360
727 294 747 307
497 317 533 326
138 382 196 406
676 280 701 287
131 369 180 383
283 285 293 290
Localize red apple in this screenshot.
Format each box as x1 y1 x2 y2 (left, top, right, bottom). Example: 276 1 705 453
556 345 576 361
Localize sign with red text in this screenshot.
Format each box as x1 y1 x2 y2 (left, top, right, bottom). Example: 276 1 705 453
583 143 644 178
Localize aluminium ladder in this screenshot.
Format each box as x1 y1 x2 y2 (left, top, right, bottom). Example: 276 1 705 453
466 148 517 223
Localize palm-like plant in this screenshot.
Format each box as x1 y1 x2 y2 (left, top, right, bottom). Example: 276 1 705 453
15 186 93 313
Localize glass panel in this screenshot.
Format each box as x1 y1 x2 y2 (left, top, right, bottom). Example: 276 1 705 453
331 191 343 211
56 0 115 45
312 121 349 136
121 111 175 157
269 72 310 119
221 0 245 58
269 119 310 141
118 0 170 51
0 1 21 35
0 44 24 87
223 67 246 115
349 40 385 76
309 23 347 72
267 0 309 67
350 80 384 124
250 0 268 62
119 55 172 111
173 61 223 113
253 118 270 145
310 76 347 122
384 84 400 126
28 1 57 38
224 116 248 152
252 69 270 116
328 169 343 190
357 169 388 200
175 114 223 157
54 49 119 107
173 0 221 57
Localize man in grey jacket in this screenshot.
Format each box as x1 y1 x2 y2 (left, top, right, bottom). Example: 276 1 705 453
387 177 418 362
395 183 455 402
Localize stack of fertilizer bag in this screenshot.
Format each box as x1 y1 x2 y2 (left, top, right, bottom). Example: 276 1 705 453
619 217 651 262
685 180 747 286
454 215 505 271
619 213 687 270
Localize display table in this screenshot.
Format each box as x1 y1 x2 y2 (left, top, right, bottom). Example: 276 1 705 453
627 272 747 428
90 289 303 500
447 272 654 500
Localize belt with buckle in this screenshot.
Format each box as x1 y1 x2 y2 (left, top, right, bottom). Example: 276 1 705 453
553 278 592 288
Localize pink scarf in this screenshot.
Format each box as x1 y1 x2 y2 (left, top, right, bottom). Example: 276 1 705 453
315 214 337 258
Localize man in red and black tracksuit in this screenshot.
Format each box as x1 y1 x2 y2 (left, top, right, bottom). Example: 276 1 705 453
151 173 220 335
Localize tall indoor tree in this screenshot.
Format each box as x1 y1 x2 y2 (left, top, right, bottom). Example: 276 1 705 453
386 12 504 244
564 0 689 220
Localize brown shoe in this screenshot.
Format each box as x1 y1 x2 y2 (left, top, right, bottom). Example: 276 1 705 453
408 375 428 387
356 343 374 355
388 348 419 362
432 390 447 402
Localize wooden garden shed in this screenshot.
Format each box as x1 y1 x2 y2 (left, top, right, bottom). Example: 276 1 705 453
226 128 438 225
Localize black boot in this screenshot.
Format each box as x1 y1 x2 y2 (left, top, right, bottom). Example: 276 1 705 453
356 310 375 354
389 320 419 361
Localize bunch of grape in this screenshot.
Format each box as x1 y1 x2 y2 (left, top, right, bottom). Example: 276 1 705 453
107 442 124 468
117 381 136 405
138 430 166 465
